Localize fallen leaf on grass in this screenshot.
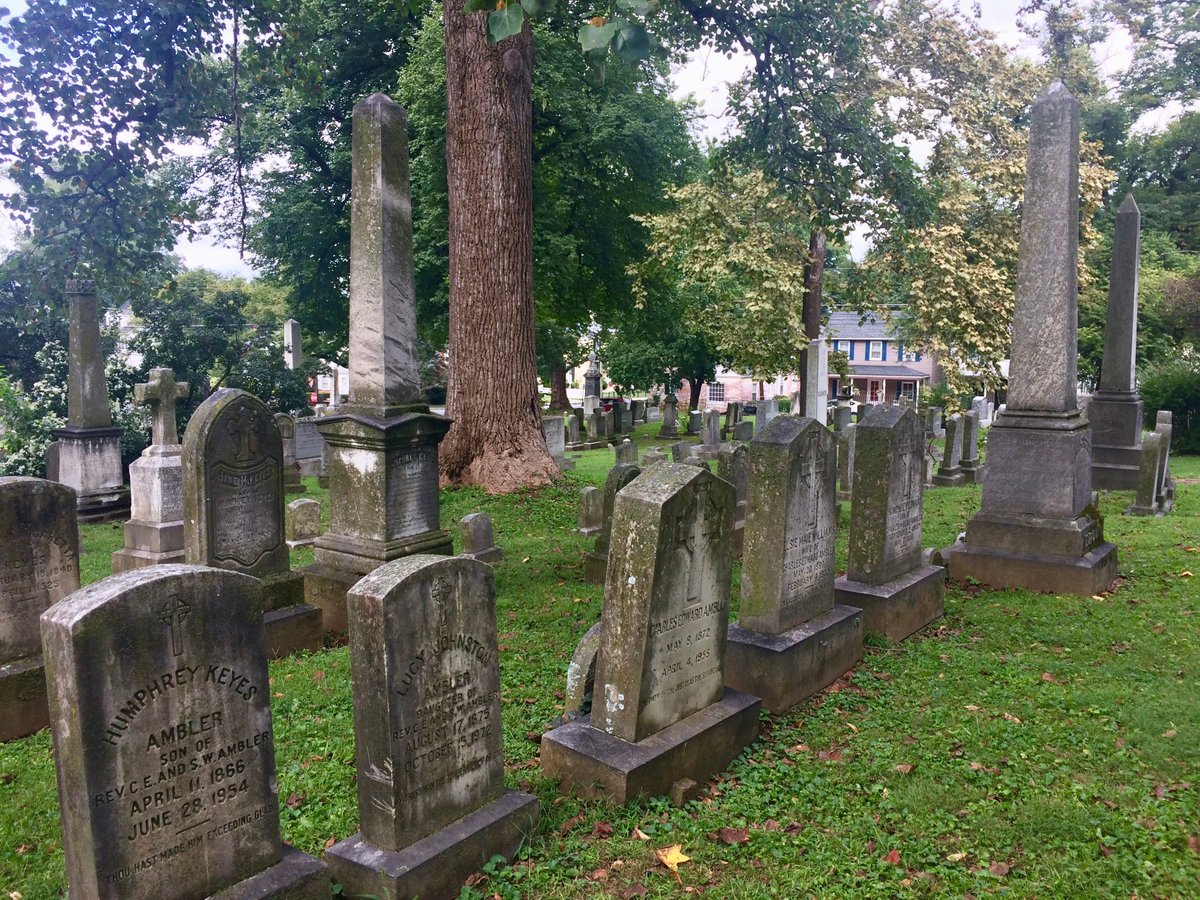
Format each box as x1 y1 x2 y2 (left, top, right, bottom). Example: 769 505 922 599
521 556 531 563
763 819 780 832
717 827 750 845
946 852 967 862
1003 712 1022 724
988 861 1011 876
324 836 336 850
559 812 585 835
15 844 33 855
1188 835 1200 853
592 821 614 838
1099 844 1113 857
895 764 915 775
621 884 648 899
1041 672 1057 683
632 827 651 841
588 868 609 881
1163 728 1177 738
285 792 305 810
784 822 804 835
1181 571 1194 578
1153 783 1170 798
817 749 843 762
656 844 691 884
882 848 902 865
964 705 982 712
464 872 487 887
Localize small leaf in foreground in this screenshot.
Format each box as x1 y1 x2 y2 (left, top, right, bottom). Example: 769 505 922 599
882 848 901 865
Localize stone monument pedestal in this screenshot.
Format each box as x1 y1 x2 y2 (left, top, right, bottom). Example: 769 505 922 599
51 426 129 521
324 792 539 900
540 689 760 805
725 606 862 715
262 571 323 658
950 411 1118 595
834 564 946 642
931 466 966 487
960 459 985 484
303 409 452 632
112 449 185 572
1089 390 1144 490
220 844 329 898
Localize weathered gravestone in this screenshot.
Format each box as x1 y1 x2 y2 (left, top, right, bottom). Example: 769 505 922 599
543 415 574 471
460 512 503 564
949 83 1117 595
670 441 694 464
604 407 617 442
286 497 322 548
960 410 984 484
834 407 945 641
758 397 779 431
283 318 303 370
50 279 130 521
701 409 721 457
789 391 802 415
1156 412 1175 510
733 420 754 442
931 414 966 487
630 399 645 423
716 442 749 558
925 406 943 438
41 565 326 897
274 414 307 495
641 447 668 467
292 417 325 477
687 410 702 435
586 410 602 444
325 555 538 898
0 477 79 742
833 401 853 432
836 425 856 503
725 418 863 713
805 335 829 422
1091 195 1145 490
113 368 188 573
542 465 759 803
857 403 874 423
582 463 642 584
615 438 638 465
658 393 679 438
183 388 322 657
1126 430 1164 516
566 415 582 449
305 92 453 634
577 486 603 537
721 402 741 441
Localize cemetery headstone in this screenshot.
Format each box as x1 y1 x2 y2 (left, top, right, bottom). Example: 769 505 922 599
604 407 616 442
306 93 453 632
113 368 188 573
42 566 326 897
836 425 856 503
561 622 602 723
566 414 581 448
1126 430 1163 516
717 442 749 557
834 407 945 641
286 497 322 548
658 393 680 438
284 318 303 370
577 486 603 537
950 82 1117 595
924 406 943 438
733 420 754 442
50 279 129 520
833 402 852 432
759 397 779 431
460 512 504 564
293 416 325 477
641 447 667 467
1091 194 1145 490
0 477 79 741
1156 411 1175 507
583 352 602 404
325 556 538 897
670 441 693 464
857 402 874 422
931 414 966 486
630 399 645 424
702 409 721 455
587 410 601 443
615 438 638 465
789 391 802 415
804 335 829 423
275 413 307 494
542 465 759 803
582 463 642 584
1154 419 1174 513
960 410 983 483
544 415 574 471
687 410 701 435
725 417 863 713
183 388 322 657
721 402 741 441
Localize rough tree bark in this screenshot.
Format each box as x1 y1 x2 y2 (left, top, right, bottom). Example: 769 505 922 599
547 364 571 411
685 377 704 410
798 227 826 410
440 8 558 492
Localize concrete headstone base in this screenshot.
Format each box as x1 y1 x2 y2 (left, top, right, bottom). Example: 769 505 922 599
212 844 327 899
462 546 504 565
51 426 130 521
112 520 185 572
111 545 186 572
1093 450 1142 491
302 564 361 633
0 655 48 742
834 564 946 642
261 571 323 658
540 689 760 805
931 467 967 487
961 461 985 484
323 791 539 900
950 541 1117 596
725 605 863 715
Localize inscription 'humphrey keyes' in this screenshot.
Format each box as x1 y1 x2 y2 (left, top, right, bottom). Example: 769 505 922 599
42 566 286 899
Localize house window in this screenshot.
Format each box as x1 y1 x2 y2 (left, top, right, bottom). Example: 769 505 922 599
833 340 845 353
869 380 882 402
869 340 883 361
900 347 917 362
708 382 725 402
900 382 916 400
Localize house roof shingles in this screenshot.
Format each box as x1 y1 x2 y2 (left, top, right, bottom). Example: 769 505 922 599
827 310 893 341
849 364 928 379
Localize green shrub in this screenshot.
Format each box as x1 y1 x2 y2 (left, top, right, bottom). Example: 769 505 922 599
1139 360 1200 452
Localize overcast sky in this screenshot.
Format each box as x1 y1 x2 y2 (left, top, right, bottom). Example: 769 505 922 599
0 1 1147 276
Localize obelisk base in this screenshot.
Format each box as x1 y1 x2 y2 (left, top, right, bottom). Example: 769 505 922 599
0 655 48 742
834 565 946 642
725 606 863 714
303 409 453 633
323 791 539 900
51 426 130 521
1089 392 1144 490
112 521 185 573
540 689 760 805
212 844 327 899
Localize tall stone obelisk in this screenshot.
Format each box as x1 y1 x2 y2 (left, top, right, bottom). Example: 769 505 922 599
950 82 1117 595
1089 194 1144 489
49 279 130 520
304 93 452 632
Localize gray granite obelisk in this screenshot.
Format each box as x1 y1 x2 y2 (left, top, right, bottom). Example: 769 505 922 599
49 279 129 520
304 93 452 633
112 367 188 572
1090 194 1145 489
950 82 1117 595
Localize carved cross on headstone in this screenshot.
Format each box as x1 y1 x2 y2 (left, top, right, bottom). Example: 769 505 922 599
226 403 261 462
134 367 189 447
896 433 922 498
431 576 453 638
159 595 191 657
801 432 827 528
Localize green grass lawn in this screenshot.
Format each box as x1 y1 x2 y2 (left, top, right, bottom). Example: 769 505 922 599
3 423 1199 898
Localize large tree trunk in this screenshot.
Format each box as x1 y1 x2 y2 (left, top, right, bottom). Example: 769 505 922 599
798 227 826 409
548 362 571 411
686 377 703 410
440 8 557 492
